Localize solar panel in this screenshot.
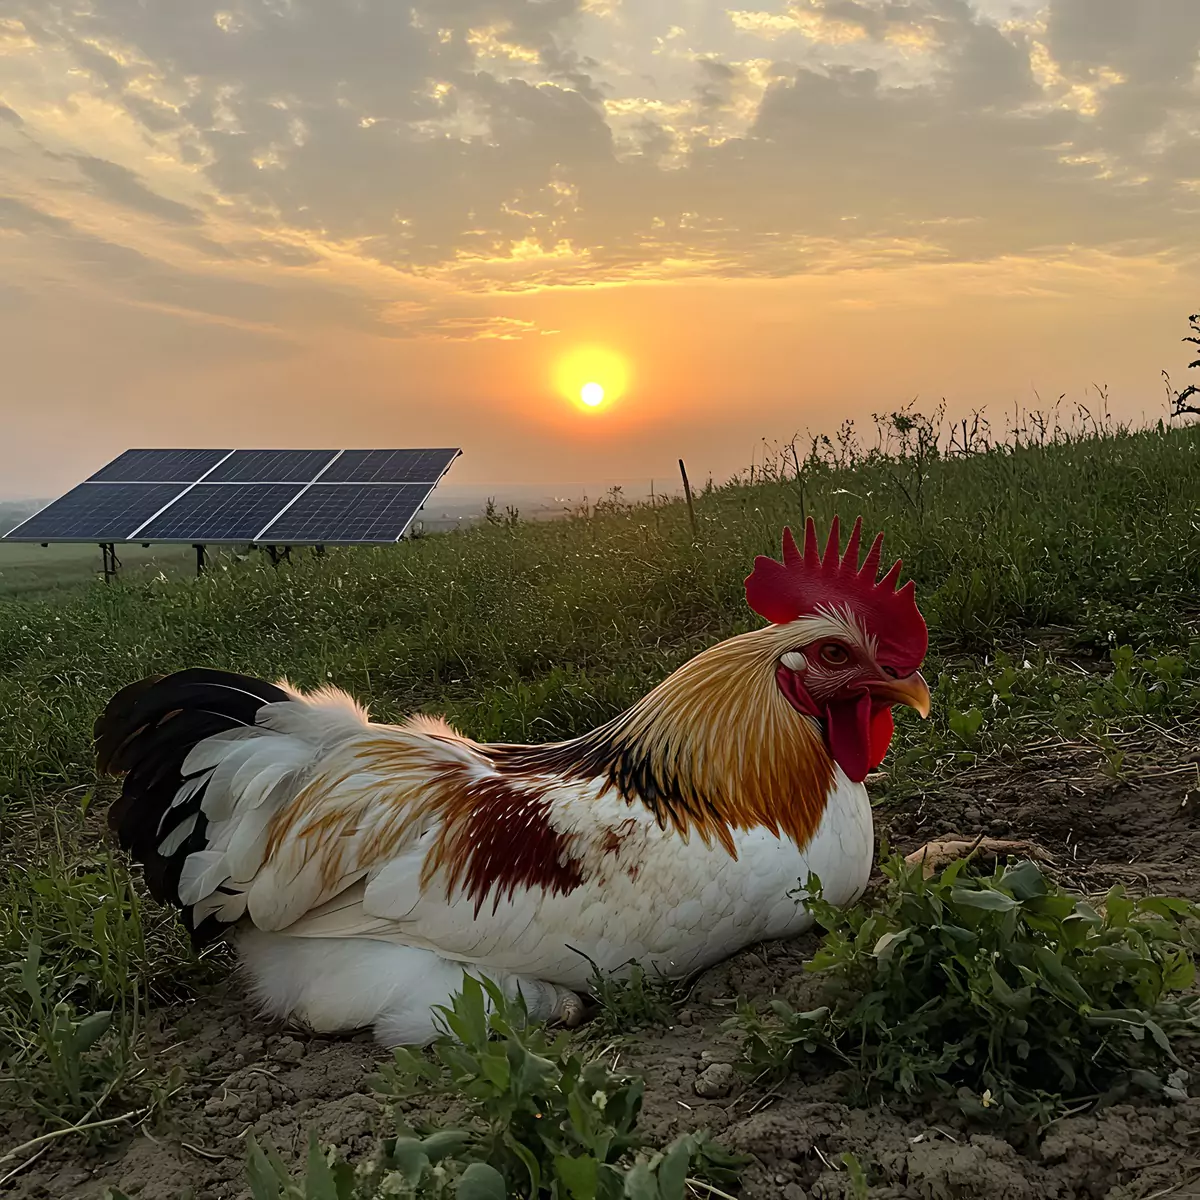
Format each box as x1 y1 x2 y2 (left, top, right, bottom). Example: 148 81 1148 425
2 447 461 546
134 484 304 542
88 449 232 483
257 483 433 543
205 449 338 484
321 449 459 484
3 482 187 541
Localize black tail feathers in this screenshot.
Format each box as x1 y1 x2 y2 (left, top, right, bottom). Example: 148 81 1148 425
96 668 290 940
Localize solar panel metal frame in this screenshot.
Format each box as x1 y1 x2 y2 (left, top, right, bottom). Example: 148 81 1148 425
1 448 461 544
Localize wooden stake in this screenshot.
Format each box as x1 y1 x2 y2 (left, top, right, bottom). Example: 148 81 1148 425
679 458 698 537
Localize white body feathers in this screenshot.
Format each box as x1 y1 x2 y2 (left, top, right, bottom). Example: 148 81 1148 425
161 682 874 1044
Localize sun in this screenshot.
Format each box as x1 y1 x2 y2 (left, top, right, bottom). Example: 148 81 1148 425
555 346 629 412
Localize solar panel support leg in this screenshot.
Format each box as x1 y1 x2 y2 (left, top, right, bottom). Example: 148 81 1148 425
100 543 119 584
313 545 326 558
194 544 207 576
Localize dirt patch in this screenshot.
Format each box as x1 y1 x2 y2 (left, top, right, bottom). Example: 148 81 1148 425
4 746 1199 1200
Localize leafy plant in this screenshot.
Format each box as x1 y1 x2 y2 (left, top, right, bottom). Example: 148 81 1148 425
240 976 744 1198
732 853 1200 1122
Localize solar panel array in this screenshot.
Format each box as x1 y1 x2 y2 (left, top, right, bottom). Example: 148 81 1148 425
2 448 461 545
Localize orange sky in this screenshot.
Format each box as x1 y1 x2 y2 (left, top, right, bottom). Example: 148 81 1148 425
2 1 1199 498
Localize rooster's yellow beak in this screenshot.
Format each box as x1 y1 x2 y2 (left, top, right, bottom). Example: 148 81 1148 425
872 671 931 719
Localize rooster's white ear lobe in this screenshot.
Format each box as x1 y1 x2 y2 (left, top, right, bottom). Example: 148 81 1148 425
780 651 806 672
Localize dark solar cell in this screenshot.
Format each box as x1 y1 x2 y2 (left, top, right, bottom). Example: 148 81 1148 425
204 449 338 483
320 449 459 484
3 483 186 541
257 483 432 543
135 484 302 542
88 449 232 483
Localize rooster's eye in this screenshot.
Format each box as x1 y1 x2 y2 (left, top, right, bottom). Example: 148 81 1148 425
819 642 850 666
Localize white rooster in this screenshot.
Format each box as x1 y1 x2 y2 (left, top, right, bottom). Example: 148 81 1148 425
97 516 930 1044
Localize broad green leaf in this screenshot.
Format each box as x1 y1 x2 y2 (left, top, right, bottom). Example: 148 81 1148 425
19 936 41 1004
72 1009 113 1052
873 928 911 962
422 1131 473 1161
988 967 1029 1010
555 1153 600 1199
1163 951 1196 991
505 1132 542 1194
622 1161 660 1200
950 886 1020 912
245 1138 286 1200
1144 1019 1180 1062
1095 945 1146 964
999 860 1049 901
303 1132 339 1200
653 1134 694 1200
457 1162 508 1199
1140 896 1197 919
388 1139 431 1182
1032 947 1091 1005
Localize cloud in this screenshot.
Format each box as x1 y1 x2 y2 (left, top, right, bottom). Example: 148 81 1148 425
0 0 1197 318
70 155 204 225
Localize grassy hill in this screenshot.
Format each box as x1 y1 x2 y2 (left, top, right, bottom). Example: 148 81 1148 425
2 414 1199 1197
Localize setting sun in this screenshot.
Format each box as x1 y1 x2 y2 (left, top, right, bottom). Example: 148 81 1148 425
555 346 629 412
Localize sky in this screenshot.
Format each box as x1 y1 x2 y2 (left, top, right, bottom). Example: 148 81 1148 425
1 0 1199 499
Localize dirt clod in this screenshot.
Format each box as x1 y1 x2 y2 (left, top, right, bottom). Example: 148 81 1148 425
694 1062 736 1098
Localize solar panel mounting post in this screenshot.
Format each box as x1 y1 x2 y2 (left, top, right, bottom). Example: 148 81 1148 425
100 543 119 584
194 544 206 576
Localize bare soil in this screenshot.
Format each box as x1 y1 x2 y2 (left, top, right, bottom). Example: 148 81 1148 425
5 741 1200 1200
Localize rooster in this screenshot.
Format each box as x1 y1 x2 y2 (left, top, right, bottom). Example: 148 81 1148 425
97 516 930 1045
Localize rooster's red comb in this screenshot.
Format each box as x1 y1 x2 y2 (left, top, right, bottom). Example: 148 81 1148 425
745 516 927 669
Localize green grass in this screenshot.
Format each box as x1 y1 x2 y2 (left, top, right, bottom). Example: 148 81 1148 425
3 409 1200 1166
0 541 199 600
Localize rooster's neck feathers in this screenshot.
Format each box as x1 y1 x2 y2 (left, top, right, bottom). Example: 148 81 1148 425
489 628 837 855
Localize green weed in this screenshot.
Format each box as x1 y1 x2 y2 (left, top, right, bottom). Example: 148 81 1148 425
731 854 1200 1122
586 962 683 1037
227 976 743 1199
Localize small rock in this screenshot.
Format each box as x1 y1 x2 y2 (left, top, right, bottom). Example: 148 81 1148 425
783 1186 808 1200
678 1009 694 1026
693 1062 736 1099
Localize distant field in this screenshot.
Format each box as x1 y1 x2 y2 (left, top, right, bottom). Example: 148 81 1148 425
0 541 202 599
2 414 1200 1198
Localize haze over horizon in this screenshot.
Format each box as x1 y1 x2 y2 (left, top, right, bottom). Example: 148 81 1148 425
2 0 1198 501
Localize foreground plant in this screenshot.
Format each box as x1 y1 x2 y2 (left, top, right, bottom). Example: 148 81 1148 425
733 852 1200 1122
235 976 742 1199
